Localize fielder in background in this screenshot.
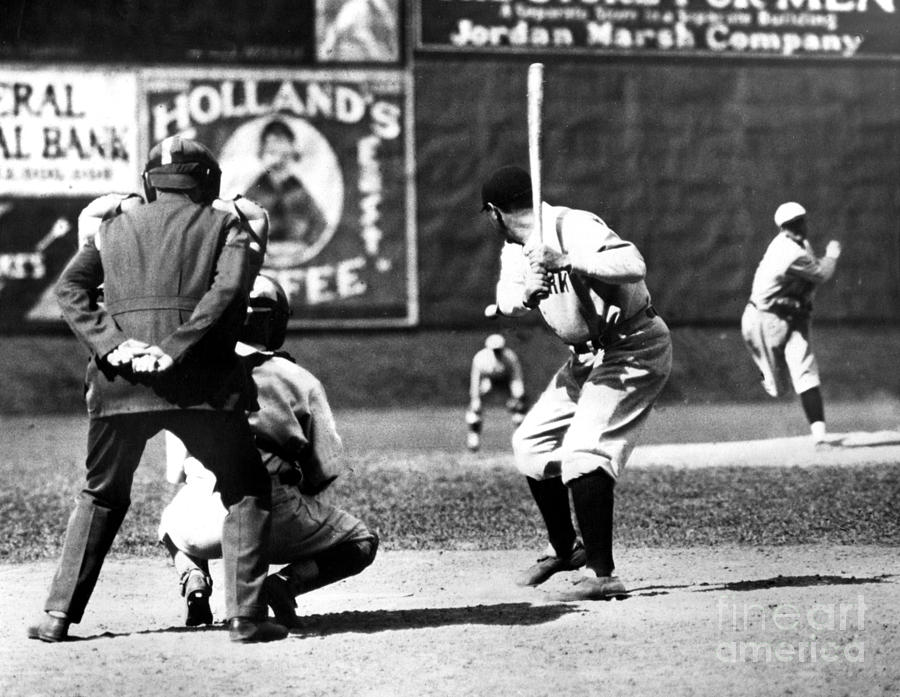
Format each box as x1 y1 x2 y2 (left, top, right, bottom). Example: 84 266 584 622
741 201 842 446
481 166 672 601
159 275 378 629
466 333 527 452
30 136 287 644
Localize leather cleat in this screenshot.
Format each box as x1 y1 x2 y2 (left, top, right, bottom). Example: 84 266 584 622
516 538 586 587
227 618 288 643
553 575 629 601
263 574 301 629
27 613 70 643
183 570 213 627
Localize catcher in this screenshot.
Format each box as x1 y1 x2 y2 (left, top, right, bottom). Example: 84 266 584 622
466 333 527 452
158 275 379 628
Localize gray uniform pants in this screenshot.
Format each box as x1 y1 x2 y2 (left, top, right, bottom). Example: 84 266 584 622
45 411 271 622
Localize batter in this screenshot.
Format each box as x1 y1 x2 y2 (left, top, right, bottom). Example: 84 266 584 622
481 165 672 600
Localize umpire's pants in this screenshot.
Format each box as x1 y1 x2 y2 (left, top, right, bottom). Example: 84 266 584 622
45 410 272 623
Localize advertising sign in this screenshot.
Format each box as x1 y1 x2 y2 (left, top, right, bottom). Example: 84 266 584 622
0 69 139 330
0 196 87 329
417 0 900 59
316 0 402 63
145 69 416 327
0 70 139 196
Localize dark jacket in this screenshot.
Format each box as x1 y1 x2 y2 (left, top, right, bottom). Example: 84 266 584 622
56 192 253 416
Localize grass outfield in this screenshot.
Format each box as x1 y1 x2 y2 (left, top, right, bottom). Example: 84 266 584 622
3 429 899 563
3 325 900 412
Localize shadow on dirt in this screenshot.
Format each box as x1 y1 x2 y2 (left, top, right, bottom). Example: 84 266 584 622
290 602 580 636
836 431 900 448
627 583 692 597
53 624 221 642
66 602 580 641
625 574 895 598
694 574 894 592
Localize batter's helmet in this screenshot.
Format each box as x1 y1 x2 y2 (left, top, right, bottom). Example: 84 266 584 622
241 275 291 350
142 135 222 204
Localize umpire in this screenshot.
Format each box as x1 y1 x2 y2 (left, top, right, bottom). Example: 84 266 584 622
28 136 287 644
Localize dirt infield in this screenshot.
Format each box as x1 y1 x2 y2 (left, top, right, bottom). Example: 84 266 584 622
2 403 899 696
2 546 898 697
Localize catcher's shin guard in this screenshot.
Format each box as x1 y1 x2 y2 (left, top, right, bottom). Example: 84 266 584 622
276 536 379 596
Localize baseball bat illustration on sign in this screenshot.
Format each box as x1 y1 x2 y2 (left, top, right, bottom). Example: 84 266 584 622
527 62 544 245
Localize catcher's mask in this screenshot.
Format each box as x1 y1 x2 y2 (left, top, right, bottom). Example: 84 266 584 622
142 135 222 204
241 274 291 350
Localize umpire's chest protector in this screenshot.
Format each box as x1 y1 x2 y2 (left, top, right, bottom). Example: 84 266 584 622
89 195 248 415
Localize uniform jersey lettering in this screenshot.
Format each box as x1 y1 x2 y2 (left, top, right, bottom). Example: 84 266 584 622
548 269 569 295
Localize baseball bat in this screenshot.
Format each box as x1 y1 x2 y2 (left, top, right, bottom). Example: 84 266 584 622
527 62 544 245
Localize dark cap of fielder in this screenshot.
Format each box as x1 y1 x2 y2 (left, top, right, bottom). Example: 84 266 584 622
481 166 532 211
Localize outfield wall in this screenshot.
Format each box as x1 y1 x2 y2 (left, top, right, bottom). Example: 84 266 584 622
414 58 900 324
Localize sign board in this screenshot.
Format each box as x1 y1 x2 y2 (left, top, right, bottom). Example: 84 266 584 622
416 0 900 59
145 68 417 327
0 70 139 196
0 0 403 65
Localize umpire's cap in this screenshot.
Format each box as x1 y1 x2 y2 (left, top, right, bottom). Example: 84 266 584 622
143 135 222 203
774 201 806 228
481 166 532 211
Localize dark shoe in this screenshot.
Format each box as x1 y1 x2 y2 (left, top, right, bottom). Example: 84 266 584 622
182 570 213 627
516 539 586 587
553 575 628 601
263 574 300 628
27 613 70 642
227 617 288 643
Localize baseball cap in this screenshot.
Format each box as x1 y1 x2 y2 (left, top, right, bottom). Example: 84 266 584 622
485 334 506 350
144 136 220 191
481 166 532 211
773 202 806 227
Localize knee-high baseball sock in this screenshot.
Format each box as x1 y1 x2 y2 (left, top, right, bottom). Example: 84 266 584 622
799 387 825 425
800 387 826 440
526 475 577 557
570 471 615 577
